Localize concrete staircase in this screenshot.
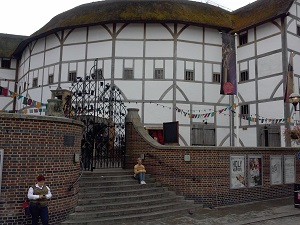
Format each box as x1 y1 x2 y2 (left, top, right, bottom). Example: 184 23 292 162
61 168 198 225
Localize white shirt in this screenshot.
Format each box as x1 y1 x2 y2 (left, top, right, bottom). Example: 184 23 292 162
27 183 52 200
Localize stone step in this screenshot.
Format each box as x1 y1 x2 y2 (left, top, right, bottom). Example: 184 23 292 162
77 191 177 205
61 204 198 225
75 195 186 211
78 186 169 198
68 201 192 220
82 169 132 176
79 177 155 187
79 182 160 192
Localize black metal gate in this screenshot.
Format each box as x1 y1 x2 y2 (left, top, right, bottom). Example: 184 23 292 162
66 60 126 170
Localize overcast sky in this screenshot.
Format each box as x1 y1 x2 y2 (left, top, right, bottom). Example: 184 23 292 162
2 0 256 36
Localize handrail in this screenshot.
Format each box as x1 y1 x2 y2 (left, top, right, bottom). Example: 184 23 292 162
68 159 84 191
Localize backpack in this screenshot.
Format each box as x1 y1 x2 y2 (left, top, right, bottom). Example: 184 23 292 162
23 199 31 216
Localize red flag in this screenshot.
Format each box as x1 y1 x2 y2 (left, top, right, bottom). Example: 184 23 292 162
284 52 294 103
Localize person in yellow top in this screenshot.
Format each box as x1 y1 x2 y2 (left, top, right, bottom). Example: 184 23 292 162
134 158 147 184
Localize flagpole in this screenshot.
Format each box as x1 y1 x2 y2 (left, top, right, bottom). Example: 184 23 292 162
234 33 240 147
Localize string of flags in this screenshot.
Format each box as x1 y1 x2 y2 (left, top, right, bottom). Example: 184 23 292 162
0 85 293 122
0 85 48 110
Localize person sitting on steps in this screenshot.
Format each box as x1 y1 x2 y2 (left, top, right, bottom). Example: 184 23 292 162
134 158 147 184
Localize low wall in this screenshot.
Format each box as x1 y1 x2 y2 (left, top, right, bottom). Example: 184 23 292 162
125 108 300 207
0 113 83 225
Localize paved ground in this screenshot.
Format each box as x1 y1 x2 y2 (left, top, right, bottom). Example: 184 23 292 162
122 197 300 225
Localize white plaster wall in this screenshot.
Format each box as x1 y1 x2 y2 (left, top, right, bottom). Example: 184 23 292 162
216 127 230 146
248 29 255 43
289 2 297 15
32 38 45 55
177 82 202 102
146 24 173 39
118 24 144 39
195 62 203 81
204 28 222 45
203 63 212 82
145 60 154 79
177 42 202 60
248 59 255 80
143 103 173 124
45 48 60 66
145 41 173 57
175 103 191 125
63 44 86 61
0 69 14 80
239 127 257 147
256 22 281 40
88 25 112 41
30 53 44 70
204 83 222 103
176 61 184 80
165 60 173 79
238 81 256 102
178 126 190 146
257 53 282 77
114 80 142 100
204 45 221 62
287 34 300 53
115 41 143 57
115 59 123 79
144 81 173 100
287 18 296 33
237 44 255 61
258 101 284 119
64 28 87 44
46 34 60 50
103 60 112 79
178 25 203 42
215 106 230 126
257 35 282 55
134 60 143 79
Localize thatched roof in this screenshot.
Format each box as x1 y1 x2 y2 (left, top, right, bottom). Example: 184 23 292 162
32 0 233 37
10 0 295 57
231 0 294 32
0 33 28 58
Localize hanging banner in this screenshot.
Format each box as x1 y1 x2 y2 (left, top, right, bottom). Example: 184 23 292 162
284 52 294 103
220 33 237 95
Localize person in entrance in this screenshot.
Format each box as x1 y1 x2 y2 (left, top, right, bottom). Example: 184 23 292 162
134 158 147 184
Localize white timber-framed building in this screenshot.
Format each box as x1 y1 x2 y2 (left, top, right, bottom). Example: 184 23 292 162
0 0 299 147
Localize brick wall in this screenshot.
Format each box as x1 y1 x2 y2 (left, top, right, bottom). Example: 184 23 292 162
125 108 300 207
0 113 83 225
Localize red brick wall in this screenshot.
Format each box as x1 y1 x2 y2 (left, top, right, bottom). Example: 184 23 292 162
125 108 300 207
0 113 83 225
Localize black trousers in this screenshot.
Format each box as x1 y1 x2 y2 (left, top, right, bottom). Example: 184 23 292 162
29 204 49 225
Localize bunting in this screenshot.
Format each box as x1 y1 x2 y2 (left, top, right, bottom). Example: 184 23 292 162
0 85 48 108
284 52 295 103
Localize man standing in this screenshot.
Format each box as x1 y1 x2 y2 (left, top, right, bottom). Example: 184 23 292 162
27 175 52 225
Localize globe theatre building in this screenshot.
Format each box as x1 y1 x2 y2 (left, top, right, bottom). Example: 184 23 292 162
0 0 299 147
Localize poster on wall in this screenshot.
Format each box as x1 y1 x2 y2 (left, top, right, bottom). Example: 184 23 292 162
0 149 3 194
270 155 283 185
248 155 263 187
230 155 246 189
284 155 295 184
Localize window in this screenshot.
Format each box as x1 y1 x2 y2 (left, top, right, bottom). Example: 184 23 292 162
240 70 249 82
154 69 164 79
241 104 249 115
32 78 38 87
185 70 194 81
259 125 280 147
239 33 248 45
212 73 221 83
191 123 215 146
48 74 54 84
68 72 77 82
124 69 134 79
297 25 300 36
1 58 11 69
92 69 103 80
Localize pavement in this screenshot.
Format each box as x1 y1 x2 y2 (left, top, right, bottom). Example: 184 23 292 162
123 197 300 225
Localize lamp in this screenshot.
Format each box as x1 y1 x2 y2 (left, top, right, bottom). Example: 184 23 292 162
289 93 300 111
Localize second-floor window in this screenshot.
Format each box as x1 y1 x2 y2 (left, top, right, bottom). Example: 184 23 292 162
240 70 249 82
68 72 77 82
154 69 164 79
48 74 54 84
1 58 11 69
297 25 300 36
185 70 194 81
212 73 221 83
32 78 38 87
239 33 248 45
124 69 134 79
241 104 249 115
